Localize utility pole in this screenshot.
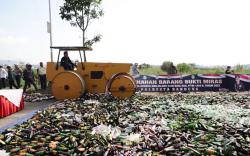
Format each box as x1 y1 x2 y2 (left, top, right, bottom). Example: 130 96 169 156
48 0 53 62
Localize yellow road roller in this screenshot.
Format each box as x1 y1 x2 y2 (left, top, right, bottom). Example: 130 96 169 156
46 47 136 100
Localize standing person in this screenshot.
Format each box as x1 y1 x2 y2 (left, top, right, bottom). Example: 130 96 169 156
37 62 47 90
14 64 22 88
6 66 18 89
23 64 38 92
234 74 242 92
132 63 140 76
0 65 8 89
60 51 76 70
225 66 232 74
225 66 235 91
24 64 31 89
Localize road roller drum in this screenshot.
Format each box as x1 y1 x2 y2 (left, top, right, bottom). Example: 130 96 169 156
51 71 85 100
107 73 136 98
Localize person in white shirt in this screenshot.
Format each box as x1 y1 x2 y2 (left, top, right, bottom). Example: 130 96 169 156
37 62 47 90
0 65 8 89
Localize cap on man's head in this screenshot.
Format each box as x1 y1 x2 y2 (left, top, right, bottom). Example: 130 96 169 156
64 51 68 55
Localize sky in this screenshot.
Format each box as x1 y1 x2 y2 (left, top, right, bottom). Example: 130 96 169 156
0 0 249 66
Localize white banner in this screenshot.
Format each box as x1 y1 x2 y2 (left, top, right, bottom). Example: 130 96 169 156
0 89 23 107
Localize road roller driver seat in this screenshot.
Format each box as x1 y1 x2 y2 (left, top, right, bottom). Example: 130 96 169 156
60 51 76 70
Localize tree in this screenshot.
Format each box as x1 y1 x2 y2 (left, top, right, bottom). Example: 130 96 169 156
188 63 196 69
235 64 243 72
161 61 176 74
60 0 104 48
177 63 192 73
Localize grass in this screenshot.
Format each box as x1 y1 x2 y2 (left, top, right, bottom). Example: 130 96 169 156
139 66 165 75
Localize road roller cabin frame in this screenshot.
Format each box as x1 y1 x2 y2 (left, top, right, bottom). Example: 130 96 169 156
47 46 136 100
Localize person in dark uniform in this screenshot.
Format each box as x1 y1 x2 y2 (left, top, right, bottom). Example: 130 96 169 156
23 64 38 92
224 66 235 91
225 66 232 74
6 66 18 89
60 51 76 70
24 64 31 89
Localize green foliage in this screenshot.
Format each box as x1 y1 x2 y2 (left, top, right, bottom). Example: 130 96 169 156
139 63 151 69
161 61 172 72
177 63 192 73
235 64 243 73
60 0 104 46
84 35 102 47
161 61 176 74
139 66 165 75
188 63 197 69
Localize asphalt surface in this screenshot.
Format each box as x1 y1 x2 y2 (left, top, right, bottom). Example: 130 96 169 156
0 100 58 133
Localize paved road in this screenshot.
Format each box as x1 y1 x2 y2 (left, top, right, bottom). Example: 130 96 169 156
0 100 58 133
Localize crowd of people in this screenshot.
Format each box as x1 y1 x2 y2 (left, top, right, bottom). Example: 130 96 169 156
0 51 74 92
0 62 47 92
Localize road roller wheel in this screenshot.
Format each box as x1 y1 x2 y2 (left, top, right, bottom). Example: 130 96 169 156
107 73 136 99
51 71 85 100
